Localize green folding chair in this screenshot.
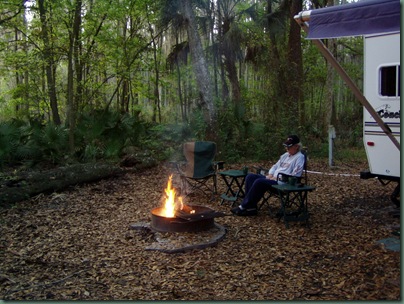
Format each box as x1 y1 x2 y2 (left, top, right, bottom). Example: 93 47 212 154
257 148 308 213
174 141 224 200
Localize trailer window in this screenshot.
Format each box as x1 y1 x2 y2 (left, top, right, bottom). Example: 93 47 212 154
380 65 400 97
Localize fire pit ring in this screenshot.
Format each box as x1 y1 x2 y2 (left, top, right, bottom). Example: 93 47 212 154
151 205 220 233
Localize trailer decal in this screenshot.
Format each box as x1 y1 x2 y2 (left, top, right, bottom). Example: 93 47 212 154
375 104 400 119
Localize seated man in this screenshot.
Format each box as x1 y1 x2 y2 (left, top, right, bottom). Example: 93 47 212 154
231 135 305 216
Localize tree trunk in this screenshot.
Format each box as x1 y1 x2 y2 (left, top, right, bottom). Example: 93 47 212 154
38 0 61 125
217 3 230 106
324 39 337 136
66 0 82 153
182 0 217 140
287 0 304 129
14 28 22 113
266 0 288 123
121 79 130 113
324 0 336 136
220 16 241 110
148 18 161 123
0 160 157 207
209 1 220 100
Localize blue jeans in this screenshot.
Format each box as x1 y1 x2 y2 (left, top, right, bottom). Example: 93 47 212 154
240 173 278 209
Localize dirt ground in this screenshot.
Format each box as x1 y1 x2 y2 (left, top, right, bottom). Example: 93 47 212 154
0 159 400 300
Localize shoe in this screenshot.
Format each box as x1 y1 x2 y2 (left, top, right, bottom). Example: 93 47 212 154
231 206 257 216
231 206 242 214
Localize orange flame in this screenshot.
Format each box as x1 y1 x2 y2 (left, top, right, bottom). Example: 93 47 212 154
161 175 182 218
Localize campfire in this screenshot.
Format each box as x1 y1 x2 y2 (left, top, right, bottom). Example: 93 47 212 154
150 175 225 233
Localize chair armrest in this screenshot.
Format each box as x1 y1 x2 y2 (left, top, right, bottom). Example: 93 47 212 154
277 173 303 183
214 161 225 170
252 166 269 175
277 173 291 183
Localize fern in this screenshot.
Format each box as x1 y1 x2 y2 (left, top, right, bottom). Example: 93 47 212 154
103 140 122 159
82 143 101 162
39 123 69 163
1 109 148 167
0 122 20 165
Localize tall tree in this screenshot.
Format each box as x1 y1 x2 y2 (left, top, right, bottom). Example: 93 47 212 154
12 6 30 115
323 0 337 137
265 0 289 118
286 0 303 127
181 0 217 139
66 0 83 152
216 0 257 111
38 0 61 125
146 4 162 123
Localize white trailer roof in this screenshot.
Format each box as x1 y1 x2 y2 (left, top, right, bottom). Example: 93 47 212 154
297 0 400 39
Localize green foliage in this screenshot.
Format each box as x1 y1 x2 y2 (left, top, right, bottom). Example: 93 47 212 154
308 140 366 163
0 0 372 170
74 110 145 161
0 118 69 167
139 122 195 161
0 109 147 168
334 146 367 163
28 121 69 165
81 143 101 162
0 120 20 166
188 109 207 140
216 105 287 163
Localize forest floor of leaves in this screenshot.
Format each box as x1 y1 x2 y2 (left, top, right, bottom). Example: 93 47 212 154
0 159 400 300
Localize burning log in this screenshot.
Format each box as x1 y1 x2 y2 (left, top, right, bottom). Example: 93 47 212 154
175 209 225 222
178 204 194 214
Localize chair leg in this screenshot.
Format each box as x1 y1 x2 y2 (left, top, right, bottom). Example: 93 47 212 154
180 175 217 201
258 199 266 211
258 192 275 215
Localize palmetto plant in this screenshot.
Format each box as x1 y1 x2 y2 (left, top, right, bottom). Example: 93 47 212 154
0 119 70 167
17 120 69 166
0 120 21 167
74 110 144 162
0 110 146 168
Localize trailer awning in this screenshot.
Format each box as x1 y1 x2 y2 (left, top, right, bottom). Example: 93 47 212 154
303 0 400 39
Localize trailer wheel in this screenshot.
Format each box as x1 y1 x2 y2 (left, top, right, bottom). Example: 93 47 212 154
390 183 400 208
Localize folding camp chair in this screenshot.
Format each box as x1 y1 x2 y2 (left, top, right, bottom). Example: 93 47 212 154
257 148 308 213
172 141 224 200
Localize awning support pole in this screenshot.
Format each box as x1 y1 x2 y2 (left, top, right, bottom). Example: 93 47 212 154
296 20 400 151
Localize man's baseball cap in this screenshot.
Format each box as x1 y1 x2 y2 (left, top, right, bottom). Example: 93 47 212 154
283 135 300 147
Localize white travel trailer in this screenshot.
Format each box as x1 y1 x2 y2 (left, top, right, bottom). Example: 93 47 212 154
294 0 400 205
